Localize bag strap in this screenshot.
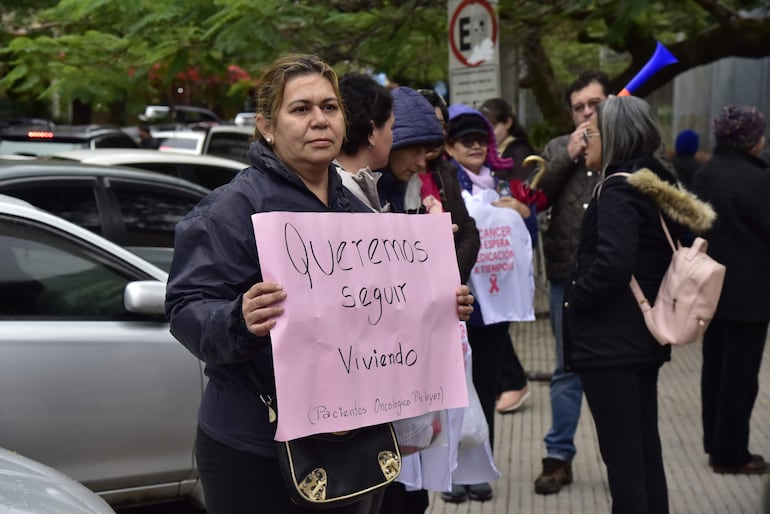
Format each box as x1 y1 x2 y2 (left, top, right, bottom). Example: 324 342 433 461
243 364 277 424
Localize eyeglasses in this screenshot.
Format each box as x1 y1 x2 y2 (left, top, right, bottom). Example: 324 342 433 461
572 98 602 114
457 134 488 148
583 129 600 145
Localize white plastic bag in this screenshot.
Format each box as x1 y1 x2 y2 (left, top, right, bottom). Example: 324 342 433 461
393 410 447 455
459 322 489 446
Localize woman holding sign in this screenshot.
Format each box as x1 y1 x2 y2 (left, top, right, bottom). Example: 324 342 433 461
166 54 475 514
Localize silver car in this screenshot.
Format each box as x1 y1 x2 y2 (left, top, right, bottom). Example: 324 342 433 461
0 195 204 509
0 446 115 514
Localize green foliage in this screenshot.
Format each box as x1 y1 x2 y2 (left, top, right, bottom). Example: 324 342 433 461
1 0 769 124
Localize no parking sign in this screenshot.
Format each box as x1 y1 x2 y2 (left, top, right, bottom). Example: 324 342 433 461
447 0 501 107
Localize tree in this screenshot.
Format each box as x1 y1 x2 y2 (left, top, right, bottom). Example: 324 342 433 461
499 0 770 134
0 0 449 123
1 0 769 127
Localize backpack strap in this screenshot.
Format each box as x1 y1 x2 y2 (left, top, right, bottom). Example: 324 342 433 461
656 212 677 253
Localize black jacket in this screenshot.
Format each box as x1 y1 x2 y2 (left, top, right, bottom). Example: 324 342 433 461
430 158 480 284
691 149 770 322
165 141 369 457
565 158 716 371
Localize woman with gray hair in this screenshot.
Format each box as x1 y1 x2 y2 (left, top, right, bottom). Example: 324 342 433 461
564 95 717 514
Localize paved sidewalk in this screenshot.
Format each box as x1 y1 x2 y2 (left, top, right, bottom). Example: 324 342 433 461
427 287 770 514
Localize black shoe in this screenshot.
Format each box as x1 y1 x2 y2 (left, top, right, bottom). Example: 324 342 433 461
467 482 493 501
534 457 573 495
440 483 467 503
711 454 768 475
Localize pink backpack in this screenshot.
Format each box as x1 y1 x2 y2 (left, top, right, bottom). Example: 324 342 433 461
630 213 725 345
599 172 726 346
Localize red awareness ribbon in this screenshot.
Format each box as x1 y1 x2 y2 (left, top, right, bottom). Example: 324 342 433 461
489 273 500 294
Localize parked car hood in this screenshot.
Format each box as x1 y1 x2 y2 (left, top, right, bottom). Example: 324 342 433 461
0 447 115 513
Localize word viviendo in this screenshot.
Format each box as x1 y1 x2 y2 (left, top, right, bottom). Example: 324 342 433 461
283 222 430 325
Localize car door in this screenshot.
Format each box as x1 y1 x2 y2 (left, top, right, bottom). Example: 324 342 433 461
0 212 202 500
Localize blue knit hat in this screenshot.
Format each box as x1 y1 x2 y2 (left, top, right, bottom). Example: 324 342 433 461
390 87 445 151
675 129 699 155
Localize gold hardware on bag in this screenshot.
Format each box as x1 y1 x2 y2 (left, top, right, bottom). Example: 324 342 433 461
378 451 401 480
331 431 349 436
299 468 327 501
259 394 276 423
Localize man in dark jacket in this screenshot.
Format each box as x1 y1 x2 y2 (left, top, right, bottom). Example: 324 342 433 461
533 71 609 495
691 105 770 475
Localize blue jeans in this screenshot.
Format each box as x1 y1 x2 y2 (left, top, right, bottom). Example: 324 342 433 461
544 281 583 461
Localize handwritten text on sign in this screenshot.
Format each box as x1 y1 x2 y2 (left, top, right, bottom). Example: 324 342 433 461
252 212 468 441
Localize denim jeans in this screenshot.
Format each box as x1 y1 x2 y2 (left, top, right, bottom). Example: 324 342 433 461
544 281 583 461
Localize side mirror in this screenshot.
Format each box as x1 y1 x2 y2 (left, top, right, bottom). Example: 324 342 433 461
124 280 167 315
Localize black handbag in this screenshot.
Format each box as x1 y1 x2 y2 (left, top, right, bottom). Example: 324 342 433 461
277 424 401 509
245 366 402 509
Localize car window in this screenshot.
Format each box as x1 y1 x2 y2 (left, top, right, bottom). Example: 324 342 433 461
0 215 134 318
117 161 236 189
110 181 201 247
0 182 103 235
206 132 251 162
188 164 239 189
157 136 201 152
95 135 137 149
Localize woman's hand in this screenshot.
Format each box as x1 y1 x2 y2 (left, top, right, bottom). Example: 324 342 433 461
242 282 287 337
456 285 474 322
492 196 532 218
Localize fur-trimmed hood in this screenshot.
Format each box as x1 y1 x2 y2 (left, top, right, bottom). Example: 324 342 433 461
626 168 716 234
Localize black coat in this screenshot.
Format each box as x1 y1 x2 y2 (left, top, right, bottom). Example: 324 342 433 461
564 158 716 371
430 158 480 284
690 149 770 322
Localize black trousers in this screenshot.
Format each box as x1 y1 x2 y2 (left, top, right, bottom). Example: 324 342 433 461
379 482 429 514
467 322 508 449
195 427 382 514
701 319 768 466
579 365 669 514
497 333 528 392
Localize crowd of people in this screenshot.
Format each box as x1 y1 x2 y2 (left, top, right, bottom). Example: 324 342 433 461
165 53 770 513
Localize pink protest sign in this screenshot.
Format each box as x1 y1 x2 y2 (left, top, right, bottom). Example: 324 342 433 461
252 211 468 441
